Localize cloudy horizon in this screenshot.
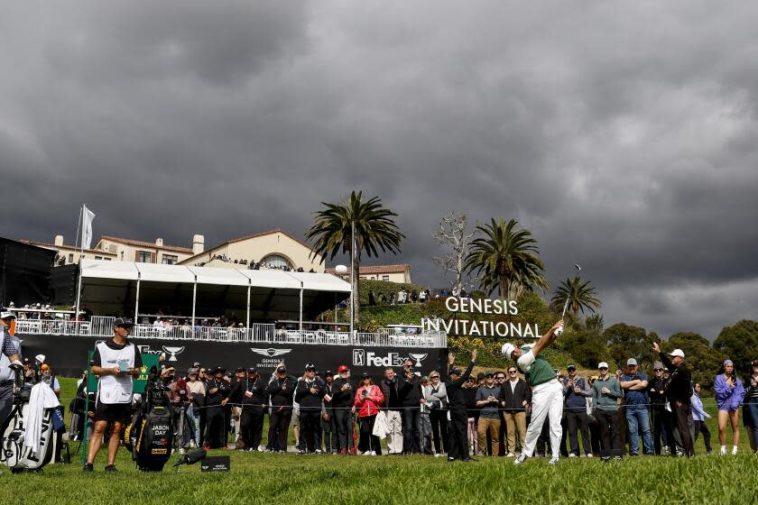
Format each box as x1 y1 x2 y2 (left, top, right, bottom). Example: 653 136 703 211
2 1 757 341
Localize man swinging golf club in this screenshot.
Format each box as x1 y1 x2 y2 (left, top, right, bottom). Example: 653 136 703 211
501 319 564 465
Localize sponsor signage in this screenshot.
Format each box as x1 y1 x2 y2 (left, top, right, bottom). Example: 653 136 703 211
20 334 446 379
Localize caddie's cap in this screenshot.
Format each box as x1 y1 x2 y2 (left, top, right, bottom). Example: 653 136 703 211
113 317 134 328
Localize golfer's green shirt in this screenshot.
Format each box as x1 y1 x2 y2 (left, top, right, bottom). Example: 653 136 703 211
517 350 557 387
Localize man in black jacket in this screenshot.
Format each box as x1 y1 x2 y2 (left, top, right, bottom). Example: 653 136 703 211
648 361 670 455
653 342 694 457
331 364 355 454
446 349 478 461
380 368 404 454
295 364 326 453
204 366 231 449
266 365 295 452
499 365 531 457
399 364 422 454
228 367 267 451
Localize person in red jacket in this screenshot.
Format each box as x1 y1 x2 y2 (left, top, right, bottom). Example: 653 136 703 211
354 373 385 455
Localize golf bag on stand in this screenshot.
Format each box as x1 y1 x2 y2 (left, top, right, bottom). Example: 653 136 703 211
1 367 56 473
124 366 173 471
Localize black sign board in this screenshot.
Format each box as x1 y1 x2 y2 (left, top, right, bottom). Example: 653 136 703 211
17 333 447 379
201 456 230 472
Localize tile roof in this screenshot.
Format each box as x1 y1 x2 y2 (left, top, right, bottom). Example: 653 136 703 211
98 235 193 254
326 264 410 275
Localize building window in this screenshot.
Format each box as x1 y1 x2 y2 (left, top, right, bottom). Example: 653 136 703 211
136 250 154 263
94 256 102 260
68 254 74 263
261 254 292 270
382 275 390 281
162 254 178 265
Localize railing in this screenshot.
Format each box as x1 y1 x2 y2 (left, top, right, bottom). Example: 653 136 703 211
14 319 447 348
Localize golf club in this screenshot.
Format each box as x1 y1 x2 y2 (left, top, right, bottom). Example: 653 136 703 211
556 264 582 336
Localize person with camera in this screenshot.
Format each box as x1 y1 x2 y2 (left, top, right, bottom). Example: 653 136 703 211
84 318 142 472
445 348 478 462
354 372 384 455
501 319 565 465
399 360 422 454
203 366 231 449
266 364 295 452
331 364 356 454
295 364 326 453
714 359 745 455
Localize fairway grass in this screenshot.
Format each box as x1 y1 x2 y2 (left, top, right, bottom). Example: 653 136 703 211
1 449 756 505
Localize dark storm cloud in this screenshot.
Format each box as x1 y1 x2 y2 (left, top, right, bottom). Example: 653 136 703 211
1 1 757 340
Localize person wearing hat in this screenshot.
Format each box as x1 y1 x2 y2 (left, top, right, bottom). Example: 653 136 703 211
652 342 694 457
228 367 267 451
475 371 501 456
331 364 355 454
620 358 654 456
0 312 22 427
648 361 670 455
501 320 565 465
266 364 295 452
295 364 326 453
203 366 231 449
85 317 142 472
714 359 745 455
591 361 623 458
445 348 478 462
562 364 592 458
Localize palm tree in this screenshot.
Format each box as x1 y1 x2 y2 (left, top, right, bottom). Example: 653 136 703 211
306 191 404 325
550 276 601 318
463 218 547 299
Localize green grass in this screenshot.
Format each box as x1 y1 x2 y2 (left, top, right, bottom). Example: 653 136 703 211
3 380 754 505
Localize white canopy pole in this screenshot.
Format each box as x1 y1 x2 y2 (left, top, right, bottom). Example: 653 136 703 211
299 282 304 332
246 281 251 339
191 274 197 329
133 273 141 324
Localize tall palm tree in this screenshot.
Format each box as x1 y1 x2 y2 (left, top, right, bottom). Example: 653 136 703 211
463 218 547 299
550 276 601 318
306 191 404 325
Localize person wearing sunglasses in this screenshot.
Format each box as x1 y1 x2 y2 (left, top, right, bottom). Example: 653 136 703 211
499 366 530 457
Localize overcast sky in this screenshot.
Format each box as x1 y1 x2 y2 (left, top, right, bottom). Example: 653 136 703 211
2 1 757 341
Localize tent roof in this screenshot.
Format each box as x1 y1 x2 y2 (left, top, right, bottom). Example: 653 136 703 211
77 260 350 319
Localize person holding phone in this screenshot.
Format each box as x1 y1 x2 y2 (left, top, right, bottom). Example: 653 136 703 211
714 359 745 455
84 318 142 472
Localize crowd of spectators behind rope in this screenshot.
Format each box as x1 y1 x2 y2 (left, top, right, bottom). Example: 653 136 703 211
65 351 758 460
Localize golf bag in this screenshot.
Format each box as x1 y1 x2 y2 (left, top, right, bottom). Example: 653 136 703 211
124 366 173 471
1 369 56 472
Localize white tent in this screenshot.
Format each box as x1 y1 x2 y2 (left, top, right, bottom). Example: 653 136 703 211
77 259 350 327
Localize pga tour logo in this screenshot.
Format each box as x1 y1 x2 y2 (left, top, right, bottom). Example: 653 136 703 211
352 349 427 368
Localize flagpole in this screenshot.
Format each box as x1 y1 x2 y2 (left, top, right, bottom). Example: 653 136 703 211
74 205 84 335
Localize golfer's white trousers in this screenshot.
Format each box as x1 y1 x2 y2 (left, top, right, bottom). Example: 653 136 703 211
522 379 564 459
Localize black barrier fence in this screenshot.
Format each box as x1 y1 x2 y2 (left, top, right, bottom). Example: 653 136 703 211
18 333 449 379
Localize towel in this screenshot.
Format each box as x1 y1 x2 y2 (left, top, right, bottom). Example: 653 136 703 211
23 382 60 454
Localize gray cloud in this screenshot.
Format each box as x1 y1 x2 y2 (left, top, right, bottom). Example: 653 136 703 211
1 1 757 341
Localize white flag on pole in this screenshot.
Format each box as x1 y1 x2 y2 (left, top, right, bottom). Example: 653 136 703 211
81 205 96 250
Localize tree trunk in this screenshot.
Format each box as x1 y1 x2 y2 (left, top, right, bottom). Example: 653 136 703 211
352 250 360 327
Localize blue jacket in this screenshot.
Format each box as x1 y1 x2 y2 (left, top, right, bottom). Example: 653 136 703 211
714 374 745 411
